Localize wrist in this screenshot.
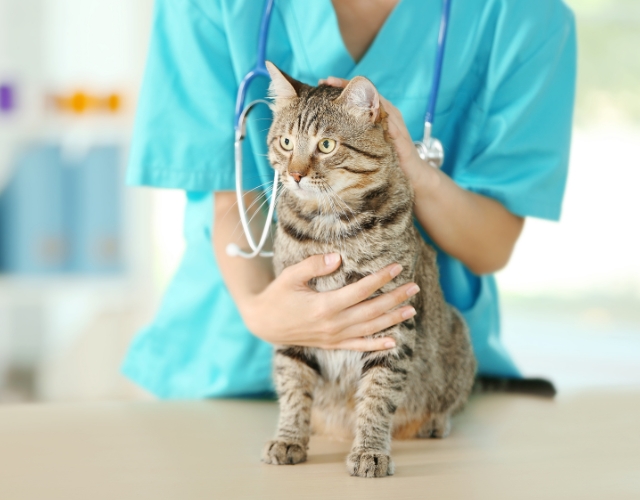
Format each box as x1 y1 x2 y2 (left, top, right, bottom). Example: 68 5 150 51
409 156 441 199
235 291 262 332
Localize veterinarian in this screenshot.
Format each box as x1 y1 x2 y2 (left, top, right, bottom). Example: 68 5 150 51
122 0 576 398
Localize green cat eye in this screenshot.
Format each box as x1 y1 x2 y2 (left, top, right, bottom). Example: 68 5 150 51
279 136 294 151
318 138 336 154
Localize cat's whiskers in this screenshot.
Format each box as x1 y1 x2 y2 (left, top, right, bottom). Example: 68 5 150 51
268 186 287 243
228 186 271 237
231 181 282 241
231 192 271 240
219 178 278 229
260 183 286 243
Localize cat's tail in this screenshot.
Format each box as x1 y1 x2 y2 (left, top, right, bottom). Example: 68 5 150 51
473 376 557 398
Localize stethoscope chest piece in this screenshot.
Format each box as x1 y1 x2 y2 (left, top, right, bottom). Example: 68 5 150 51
414 122 444 169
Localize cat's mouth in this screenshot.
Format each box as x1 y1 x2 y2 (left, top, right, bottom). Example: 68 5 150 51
287 179 318 198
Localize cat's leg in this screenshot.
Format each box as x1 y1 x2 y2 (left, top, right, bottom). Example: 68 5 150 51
346 345 411 478
262 347 320 466
417 308 474 440
417 412 452 439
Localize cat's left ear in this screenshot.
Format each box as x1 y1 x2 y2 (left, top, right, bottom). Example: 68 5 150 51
335 76 380 123
266 61 304 110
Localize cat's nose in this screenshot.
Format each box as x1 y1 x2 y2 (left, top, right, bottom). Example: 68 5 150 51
290 172 305 183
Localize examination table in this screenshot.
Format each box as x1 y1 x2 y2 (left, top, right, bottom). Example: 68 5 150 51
1 392 638 499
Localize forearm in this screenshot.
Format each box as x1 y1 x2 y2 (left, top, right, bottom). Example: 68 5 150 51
212 191 275 317
412 166 524 275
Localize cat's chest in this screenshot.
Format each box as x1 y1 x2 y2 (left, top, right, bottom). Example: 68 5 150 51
312 348 363 385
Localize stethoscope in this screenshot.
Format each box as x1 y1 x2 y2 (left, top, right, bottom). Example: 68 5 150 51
227 0 452 259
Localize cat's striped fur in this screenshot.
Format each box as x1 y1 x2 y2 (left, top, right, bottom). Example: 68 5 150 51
262 62 476 478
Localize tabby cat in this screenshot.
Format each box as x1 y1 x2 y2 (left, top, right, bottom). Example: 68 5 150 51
261 61 476 478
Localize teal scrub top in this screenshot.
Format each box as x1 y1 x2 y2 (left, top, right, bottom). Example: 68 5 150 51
122 0 577 398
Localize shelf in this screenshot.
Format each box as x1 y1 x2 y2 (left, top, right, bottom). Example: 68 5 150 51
0 274 138 302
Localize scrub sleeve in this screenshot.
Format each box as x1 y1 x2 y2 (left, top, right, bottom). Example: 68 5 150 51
122 0 577 398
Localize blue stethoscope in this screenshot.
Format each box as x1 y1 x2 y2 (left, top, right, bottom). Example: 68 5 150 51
227 0 452 259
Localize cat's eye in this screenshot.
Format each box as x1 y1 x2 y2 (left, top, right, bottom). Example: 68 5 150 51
318 138 336 154
279 136 294 151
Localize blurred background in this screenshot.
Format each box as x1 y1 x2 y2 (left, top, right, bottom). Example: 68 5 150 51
0 0 638 403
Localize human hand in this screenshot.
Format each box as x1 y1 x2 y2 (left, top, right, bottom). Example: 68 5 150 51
319 76 437 191
241 254 419 352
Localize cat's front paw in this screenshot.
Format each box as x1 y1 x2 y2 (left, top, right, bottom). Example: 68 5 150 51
346 450 395 478
262 440 307 465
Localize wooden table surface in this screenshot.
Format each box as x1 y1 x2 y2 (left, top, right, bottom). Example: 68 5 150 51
1 392 638 500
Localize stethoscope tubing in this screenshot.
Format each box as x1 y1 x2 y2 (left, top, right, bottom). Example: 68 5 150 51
425 0 451 126
229 99 279 259
229 0 276 258
233 0 275 130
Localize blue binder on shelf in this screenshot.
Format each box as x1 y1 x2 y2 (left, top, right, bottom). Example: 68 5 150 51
68 145 124 274
0 142 125 276
0 144 69 274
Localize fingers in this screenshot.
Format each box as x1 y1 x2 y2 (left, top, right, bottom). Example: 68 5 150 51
377 96 406 137
330 336 397 352
281 253 341 285
380 97 410 141
328 263 403 310
318 76 349 88
338 305 416 342
378 95 396 114
378 95 420 166
337 282 420 330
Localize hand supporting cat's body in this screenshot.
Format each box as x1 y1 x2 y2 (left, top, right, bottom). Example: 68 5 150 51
262 62 476 478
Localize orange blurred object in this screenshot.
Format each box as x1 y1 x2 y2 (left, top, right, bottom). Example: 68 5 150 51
106 94 121 113
70 92 88 113
52 91 123 114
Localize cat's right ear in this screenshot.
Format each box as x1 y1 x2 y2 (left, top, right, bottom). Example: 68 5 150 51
335 76 381 123
266 61 303 110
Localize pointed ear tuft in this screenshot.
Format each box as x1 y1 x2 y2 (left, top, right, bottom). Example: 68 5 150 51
335 76 380 122
266 61 304 109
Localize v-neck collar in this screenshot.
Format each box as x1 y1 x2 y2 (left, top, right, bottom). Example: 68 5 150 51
329 0 408 70
275 0 444 105
280 0 410 81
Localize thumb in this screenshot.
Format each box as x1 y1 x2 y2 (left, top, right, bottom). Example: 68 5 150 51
284 253 341 285
319 76 349 88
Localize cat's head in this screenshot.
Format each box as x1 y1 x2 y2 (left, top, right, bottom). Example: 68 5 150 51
266 62 394 206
